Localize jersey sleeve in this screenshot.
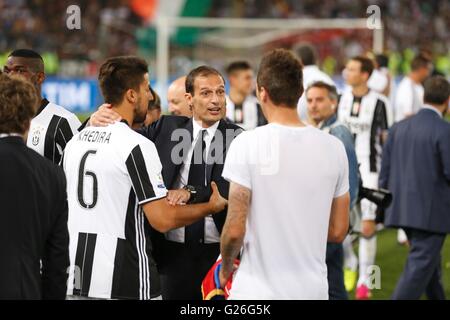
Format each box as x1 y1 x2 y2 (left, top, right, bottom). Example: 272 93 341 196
334 140 350 198
125 139 168 205
222 132 252 190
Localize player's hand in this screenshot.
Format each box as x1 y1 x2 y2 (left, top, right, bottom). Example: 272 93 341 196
208 182 227 213
361 220 376 238
90 103 121 127
219 260 239 289
219 266 231 289
166 189 190 206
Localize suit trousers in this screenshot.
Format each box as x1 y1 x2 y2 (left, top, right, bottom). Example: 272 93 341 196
159 240 220 300
392 228 446 300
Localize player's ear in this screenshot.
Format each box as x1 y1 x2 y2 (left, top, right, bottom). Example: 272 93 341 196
185 92 193 110
36 72 45 86
125 88 137 103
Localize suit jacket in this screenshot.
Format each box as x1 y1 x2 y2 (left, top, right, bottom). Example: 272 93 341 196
379 108 450 234
140 115 243 234
0 136 69 299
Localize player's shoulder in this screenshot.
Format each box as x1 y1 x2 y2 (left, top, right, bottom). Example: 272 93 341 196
368 90 390 106
45 102 79 120
114 122 158 153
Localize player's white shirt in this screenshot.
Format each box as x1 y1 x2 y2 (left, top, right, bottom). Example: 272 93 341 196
27 100 81 164
368 68 389 94
394 76 424 122
222 123 349 300
297 65 335 121
63 121 167 300
226 95 259 130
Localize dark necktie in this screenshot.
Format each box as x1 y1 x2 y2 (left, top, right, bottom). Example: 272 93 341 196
185 129 207 244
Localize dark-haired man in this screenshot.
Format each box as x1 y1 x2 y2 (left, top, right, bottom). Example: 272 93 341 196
220 49 349 299
63 57 227 300
394 54 432 122
225 61 266 130
379 76 450 300
4 49 81 164
294 43 335 123
338 56 392 299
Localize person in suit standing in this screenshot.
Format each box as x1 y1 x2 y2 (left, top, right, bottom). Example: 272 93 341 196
89 66 243 300
379 75 450 300
0 74 70 300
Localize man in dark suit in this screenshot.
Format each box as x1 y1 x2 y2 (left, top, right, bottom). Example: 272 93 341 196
379 76 450 300
89 66 242 300
0 74 69 299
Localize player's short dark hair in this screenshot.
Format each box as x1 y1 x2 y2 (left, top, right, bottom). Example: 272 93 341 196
423 76 450 105
8 49 44 72
226 61 252 75
148 86 161 111
350 56 374 77
0 74 39 134
295 44 317 66
257 49 303 108
306 81 338 101
411 54 432 71
375 54 389 68
185 66 225 96
98 56 148 105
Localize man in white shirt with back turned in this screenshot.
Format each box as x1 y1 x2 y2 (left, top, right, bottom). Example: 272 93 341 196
219 49 350 300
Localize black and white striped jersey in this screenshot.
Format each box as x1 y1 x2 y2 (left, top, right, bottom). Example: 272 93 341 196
63 121 167 299
337 90 392 173
27 99 81 164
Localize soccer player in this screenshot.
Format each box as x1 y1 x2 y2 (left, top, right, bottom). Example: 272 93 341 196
63 56 227 300
338 56 392 299
394 54 432 122
3 49 81 164
220 49 349 299
294 44 335 123
225 61 266 130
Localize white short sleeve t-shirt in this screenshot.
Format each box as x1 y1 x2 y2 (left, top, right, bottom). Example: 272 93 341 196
222 123 349 300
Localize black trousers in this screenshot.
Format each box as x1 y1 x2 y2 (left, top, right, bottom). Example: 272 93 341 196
159 240 220 300
392 228 446 300
326 242 348 300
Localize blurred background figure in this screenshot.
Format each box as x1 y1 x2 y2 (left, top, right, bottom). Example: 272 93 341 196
394 54 432 122
225 61 266 130
167 76 192 117
294 43 335 123
368 53 392 98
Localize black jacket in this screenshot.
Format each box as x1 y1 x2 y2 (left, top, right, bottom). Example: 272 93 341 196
140 116 243 234
0 136 69 299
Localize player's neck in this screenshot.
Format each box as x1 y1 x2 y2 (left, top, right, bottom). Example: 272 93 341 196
408 72 421 84
111 104 134 127
265 105 304 127
352 84 369 97
229 88 246 105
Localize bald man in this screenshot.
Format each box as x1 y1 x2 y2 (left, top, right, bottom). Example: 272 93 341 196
167 76 192 117
4 49 81 164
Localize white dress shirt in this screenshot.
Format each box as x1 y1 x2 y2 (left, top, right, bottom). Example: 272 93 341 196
165 119 221 243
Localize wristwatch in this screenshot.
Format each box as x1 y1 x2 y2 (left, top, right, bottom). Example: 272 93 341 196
183 184 197 202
